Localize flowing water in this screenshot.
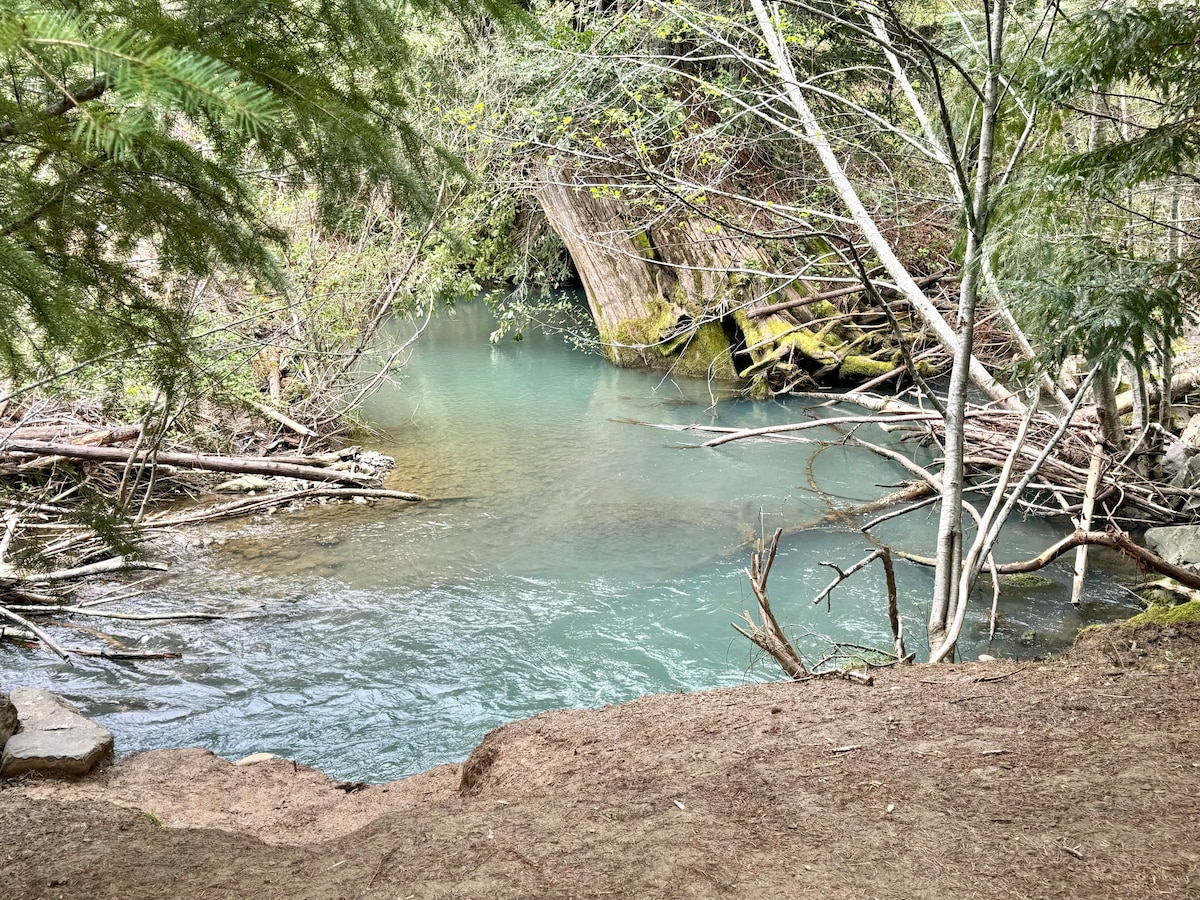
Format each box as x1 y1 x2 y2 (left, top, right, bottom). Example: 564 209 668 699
2 303 1140 782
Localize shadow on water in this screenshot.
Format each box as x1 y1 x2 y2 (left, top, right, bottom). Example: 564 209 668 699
1 302 1141 781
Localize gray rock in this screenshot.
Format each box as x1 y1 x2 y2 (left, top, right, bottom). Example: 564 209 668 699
1162 437 1192 479
215 475 273 493
1181 414 1200 451
0 694 16 749
1144 525 1200 572
0 688 112 779
1170 455 1200 491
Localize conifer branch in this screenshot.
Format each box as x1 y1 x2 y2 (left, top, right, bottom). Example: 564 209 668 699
0 76 108 141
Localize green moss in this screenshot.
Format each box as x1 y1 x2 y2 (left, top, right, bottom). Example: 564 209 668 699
747 373 771 400
601 300 734 379
807 299 839 321
1140 588 1184 608
731 309 790 351
790 327 840 364
998 573 1057 589
672 321 736 379
838 354 896 380
1126 601 1200 626
909 357 939 378
631 231 656 260
612 298 674 347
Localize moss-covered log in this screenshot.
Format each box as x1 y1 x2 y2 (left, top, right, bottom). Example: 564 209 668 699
535 165 937 395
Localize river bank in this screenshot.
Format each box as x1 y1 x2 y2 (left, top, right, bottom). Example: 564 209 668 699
2 619 1197 899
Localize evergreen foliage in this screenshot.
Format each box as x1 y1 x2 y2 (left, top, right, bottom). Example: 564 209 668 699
997 0 1198 375
0 0 519 391
1040 1 1199 191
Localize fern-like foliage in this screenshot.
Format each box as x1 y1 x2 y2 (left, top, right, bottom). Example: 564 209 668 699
992 1 1198 375
1004 232 1198 373
0 0 521 392
1040 1 1199 191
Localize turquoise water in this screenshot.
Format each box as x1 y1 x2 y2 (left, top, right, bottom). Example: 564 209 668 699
0 303 1139 781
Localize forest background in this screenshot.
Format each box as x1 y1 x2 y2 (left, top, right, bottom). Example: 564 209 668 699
0 0 1197 665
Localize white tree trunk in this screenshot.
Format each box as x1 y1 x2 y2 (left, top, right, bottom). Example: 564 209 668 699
928 0 1006 659
748 0 1020 413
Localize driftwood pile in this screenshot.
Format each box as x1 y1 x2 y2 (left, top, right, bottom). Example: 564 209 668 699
0 410 423 663
628 384 1200 671
670 389 1200 529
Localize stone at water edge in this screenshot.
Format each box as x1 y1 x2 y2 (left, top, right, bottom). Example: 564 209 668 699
1180 414 1200 451
0 688 113 779
235 752 277 766
0 694 16 748
215 475 274 493
1144 525 1200 572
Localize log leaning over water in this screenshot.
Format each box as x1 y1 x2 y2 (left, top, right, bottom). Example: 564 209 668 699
0 440 376 486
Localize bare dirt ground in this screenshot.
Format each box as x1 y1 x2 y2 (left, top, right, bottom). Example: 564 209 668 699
2 621 1199 899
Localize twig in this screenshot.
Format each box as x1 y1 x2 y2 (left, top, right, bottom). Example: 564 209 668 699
0 604 71 663
59 646 182 660
814 548 887 609
76 576 161 607
972 665 1027 684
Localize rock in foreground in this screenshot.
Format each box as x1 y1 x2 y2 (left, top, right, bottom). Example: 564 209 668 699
0 688 112 778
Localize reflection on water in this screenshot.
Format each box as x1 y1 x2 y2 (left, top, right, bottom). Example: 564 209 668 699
0 303 1139 781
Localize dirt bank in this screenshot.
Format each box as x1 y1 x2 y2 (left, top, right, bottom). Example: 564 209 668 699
2 622 1199 899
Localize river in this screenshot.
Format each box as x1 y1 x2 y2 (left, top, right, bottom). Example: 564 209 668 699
1 302 1139 781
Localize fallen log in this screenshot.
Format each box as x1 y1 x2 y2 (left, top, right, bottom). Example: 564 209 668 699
30 557 168 583
895 529 1200 592
0 604 70 662
994 529 1200 589
60 647 182 660
748 270 949 319
0 440 376 486
1115 369 1200 415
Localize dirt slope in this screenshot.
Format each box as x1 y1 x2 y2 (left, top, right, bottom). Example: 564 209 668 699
2 622 1199 899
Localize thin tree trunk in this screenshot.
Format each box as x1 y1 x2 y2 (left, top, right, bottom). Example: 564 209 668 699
929 0 1005 659
748 0 1020 412
1093 369 1126 451
1070 440 1105 608
867 3 1061 411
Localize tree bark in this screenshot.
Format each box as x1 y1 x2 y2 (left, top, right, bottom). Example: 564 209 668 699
1094 369 1127 451
1 440 377 486
929 0 1005 660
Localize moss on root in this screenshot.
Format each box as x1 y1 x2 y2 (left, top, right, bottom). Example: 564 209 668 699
838 354 896 380
1125 601 1200 627
670 321 736 380
731 309 844 379
611 299 675 348
600 300 735 379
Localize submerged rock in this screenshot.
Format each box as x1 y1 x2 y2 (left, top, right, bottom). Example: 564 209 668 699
1 688 113 779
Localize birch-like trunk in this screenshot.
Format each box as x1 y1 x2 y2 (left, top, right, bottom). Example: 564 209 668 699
928 0 1005 659
747 0 1021 413
1093 369 1126 451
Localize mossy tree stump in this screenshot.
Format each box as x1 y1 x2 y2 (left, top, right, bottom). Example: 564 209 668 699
535 164 930 394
